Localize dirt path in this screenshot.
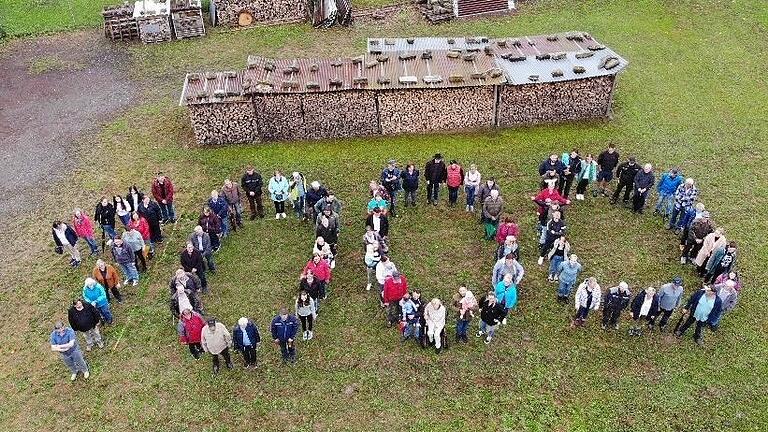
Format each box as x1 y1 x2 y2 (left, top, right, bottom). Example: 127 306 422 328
0 30 136 220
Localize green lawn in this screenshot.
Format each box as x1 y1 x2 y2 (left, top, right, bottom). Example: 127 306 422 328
2 0 768 431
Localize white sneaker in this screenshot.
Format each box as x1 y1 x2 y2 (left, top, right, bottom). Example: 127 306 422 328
470 206 475 212
554 275 559 281
70 373 77 381
308 331 313 340
366 283 372 291
275 214 280 219
281 213 287 219
132 279 138 286
106 239 113 246
484 336 492 345
123 279 130 286
465 205 470 212
302 331 308 341
83 370 90 379
475 330 484 337
680 256 686 264
537 257 544 266
502 318 508 325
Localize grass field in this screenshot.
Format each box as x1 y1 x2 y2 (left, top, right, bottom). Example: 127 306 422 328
1 0 768 431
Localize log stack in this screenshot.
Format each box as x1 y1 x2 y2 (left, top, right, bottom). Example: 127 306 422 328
302 91 379 140
103 3 140 41
253 94 307 142
171 0 205 39
211 0 307 27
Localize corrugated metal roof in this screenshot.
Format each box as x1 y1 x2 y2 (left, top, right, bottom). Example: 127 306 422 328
367 37 490 53
180 71 249 105
455 0 513 17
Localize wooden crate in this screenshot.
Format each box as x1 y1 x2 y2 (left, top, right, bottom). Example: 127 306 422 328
172 9 206 39
102 4 140 41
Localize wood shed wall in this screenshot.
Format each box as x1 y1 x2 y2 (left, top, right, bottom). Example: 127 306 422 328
302 91 379 140
188 102 258 145
213 0 306 26
253 94 307 142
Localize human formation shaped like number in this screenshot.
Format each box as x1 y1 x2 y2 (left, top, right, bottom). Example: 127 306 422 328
49 147 742 380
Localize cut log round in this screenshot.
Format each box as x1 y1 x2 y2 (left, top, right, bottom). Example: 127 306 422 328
238 11 254 26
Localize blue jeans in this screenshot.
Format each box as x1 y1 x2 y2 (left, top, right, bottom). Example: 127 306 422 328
293 197 304 218
84 237 99 253
119 262 139 283
456 319 470 337
102 224 116 240
61 349 88 374
655 193 674 217
465 185 477 206
205 253 216 272
448 187 459 204
427 182 440 202
480 320 497 338
710 309 725 327
97 303 113 323
220 216 230 236
158 202 175 222
558 279 576 297
403 323 420 339
118 213 131 227
549 255 564 276
679 207 697 229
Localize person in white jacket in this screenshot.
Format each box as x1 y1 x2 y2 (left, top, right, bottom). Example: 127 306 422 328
424 298 447 353
375 256 397 301
463 164 482 212
571 277 601 328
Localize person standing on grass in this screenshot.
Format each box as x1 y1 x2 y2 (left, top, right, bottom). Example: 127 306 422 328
50 321 89 381
207 190 230 237
574 153 598 201
295 290 317 341
572 277 601 328
112 237 139 286
559 149 581 198
538 211 566 266
495 217 520 246
596 144 620 197
476 291 505 345
151 173 176 224
381 160 402 216
494 273 518 325
177 308 206 359
82 277 113 325
538 153 565 190
631 163 655 214
302 254 331 296
222 178 244 228
52 220 81 267
601 282 631 330
366 206 389 238
128 212 153 257
91 259 123 304
271 307 300 364
476 178 500 217
675 285 722 346
305 181 328 223
464 164 481 212
114 195 132 227
496 235 520 262
201 318 233 374
668 178 699 232
316 208 339 258
714 271 742 293
383 271 409 328
556 255 582 303
241 165 265 220
711 279 739 330
446 160 464 207
233 317 261 369
68 299 104 351
375 256 397 295
532 182 570 230
198 206 222 252
547 236 570 282
170 283 204 318
299 271 324 314
288 172 307 220
94 196 118 242
400 294 421 343
401 163 420 208
694 228 727 277
482 189 504 240
122 226 147 272
125 185 144 217
180 241 208 293
628 287 660 336
681 209 713 264
424 153 447 205
704 241 738 283
610 156 640 205
491 253 524 289
654 168 683 219
137 195 164 244
364 242 381 291
313 191 342 225
188 225 215 274
424 298 447 353
451 286 477 343
657 277 684 331
71 208 99 255
268 170 290 219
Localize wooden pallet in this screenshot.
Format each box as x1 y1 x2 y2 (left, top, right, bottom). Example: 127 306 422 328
172 9 206 39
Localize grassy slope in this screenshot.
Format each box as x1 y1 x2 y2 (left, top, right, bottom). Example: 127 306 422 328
1 0 768 431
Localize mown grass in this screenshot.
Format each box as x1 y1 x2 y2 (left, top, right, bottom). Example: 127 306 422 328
1 0 767 431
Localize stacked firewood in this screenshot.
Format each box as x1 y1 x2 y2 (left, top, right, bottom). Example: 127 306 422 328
253 94 308 141
188 102 259 145
302 91 379 140
171 0 205 39
102 3 139 41
497 76 615 126
377 87 496 135
212 0 307 26
137 16 173 43
417 0 454 24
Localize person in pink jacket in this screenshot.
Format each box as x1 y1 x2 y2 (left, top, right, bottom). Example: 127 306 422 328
72 208 99 255
495 217 520 245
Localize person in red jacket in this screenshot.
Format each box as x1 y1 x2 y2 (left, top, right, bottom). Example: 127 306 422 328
151 172 176 224
495 217 520 245
128 212 152 256
177 308 206 359
382 271 409 327
302 253 331 292
446 160 464 206
71 208 99 255
531 182 571 227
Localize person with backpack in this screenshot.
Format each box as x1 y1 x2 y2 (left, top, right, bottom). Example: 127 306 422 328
233 317 261 368
424 153 447 205
241 165 265 220
446 160 464 207
601 282 632 330
271 307 300 364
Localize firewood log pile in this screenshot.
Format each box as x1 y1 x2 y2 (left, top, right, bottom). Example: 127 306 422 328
302 91 379 140
188 102 259 145
212 0 307 26
253 94 307 142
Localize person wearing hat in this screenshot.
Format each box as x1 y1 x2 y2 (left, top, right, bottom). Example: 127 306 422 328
657 277 685 331
271 307 300 364
381 160 402 216
668 178 699 232
383 271 408 328
538 153 565 190
200 317 233 374
177 308 206 359
423 298 447 353
424 153 447 205
628 287 659 336
306 180 329 222
50 321 89 381
601 282 632 330
610 156 640 205
446 160 464 206
655 168 684 219
288 171 307 220
596 144 620 197
631 163 655 214
241 165 265 219
232 317 261 368
675 285 722 346
268 170 289 219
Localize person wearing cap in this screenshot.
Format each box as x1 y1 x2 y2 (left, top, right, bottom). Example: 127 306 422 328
222 178 244 228
383 271 409 327
596 144 620 197
680 208 713 264
201 318 233 374
610 156 640 205
366 206 389 238
546 235 570 282
180 241 208 293
208 190 230 237
306 181 329 222
233 317 261 368
571 277 601 328
170 282 204 318
491 253 524 289
495 235 520 262
445 160 464 206
67 299 103 351
463 163 481 212
271 307 300 364
482 189 504 240
188 225 215 274
91 259 123 304
424 153 447 205
424 298 447 353
151 172 176 224
538 153 565 190
601 282 632 330
654 168 684 219
631 163 655 214
556 254 582 302
574 153 598 201
668 178 699 232
559 149 581 198
82 277 113 324
675 285 722 346
494 273 518 325
476 291 505 344
112 236 139 287
711 279 739 330
288 171 307 220
50 321 89 381
657 277 685 331
268 170 290 219
241 165 265 220
177 308 206 359
295 289 317 341
381 159 402 216
628 287 660 336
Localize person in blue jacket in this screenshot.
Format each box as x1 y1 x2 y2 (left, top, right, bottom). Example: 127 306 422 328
82 277 113 324
233 317 261 369
208 190 230 237
494 273 518 326
401 164 420 208
674 285 722 346
271 307 300 364
654 168 683 219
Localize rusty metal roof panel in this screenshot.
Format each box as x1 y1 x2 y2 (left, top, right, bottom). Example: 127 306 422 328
367 37 490 53
180 71 249 106
244 56 374 94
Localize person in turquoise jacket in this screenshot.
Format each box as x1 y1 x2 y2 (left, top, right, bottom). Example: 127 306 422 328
574 153 598 201
494 273 518 325
268 170 290 219
655 168 683 218
82 277 113 324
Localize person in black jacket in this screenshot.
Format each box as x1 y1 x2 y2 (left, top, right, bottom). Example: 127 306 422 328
559 149 581 198
52 221 81 267
241 165 264 220
68 299 103 351
632 163 655 213
601 282 632 330
629 287 659 336
365 207 389 238
137 195 163 243
476 292 505 345
94 196 117 242
596 144 620 197
180 242 208 293
233 317 261 369
538 153 565 190
610 156 640 204
424 153 447 205
674 286 722 346
401 164 420 207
